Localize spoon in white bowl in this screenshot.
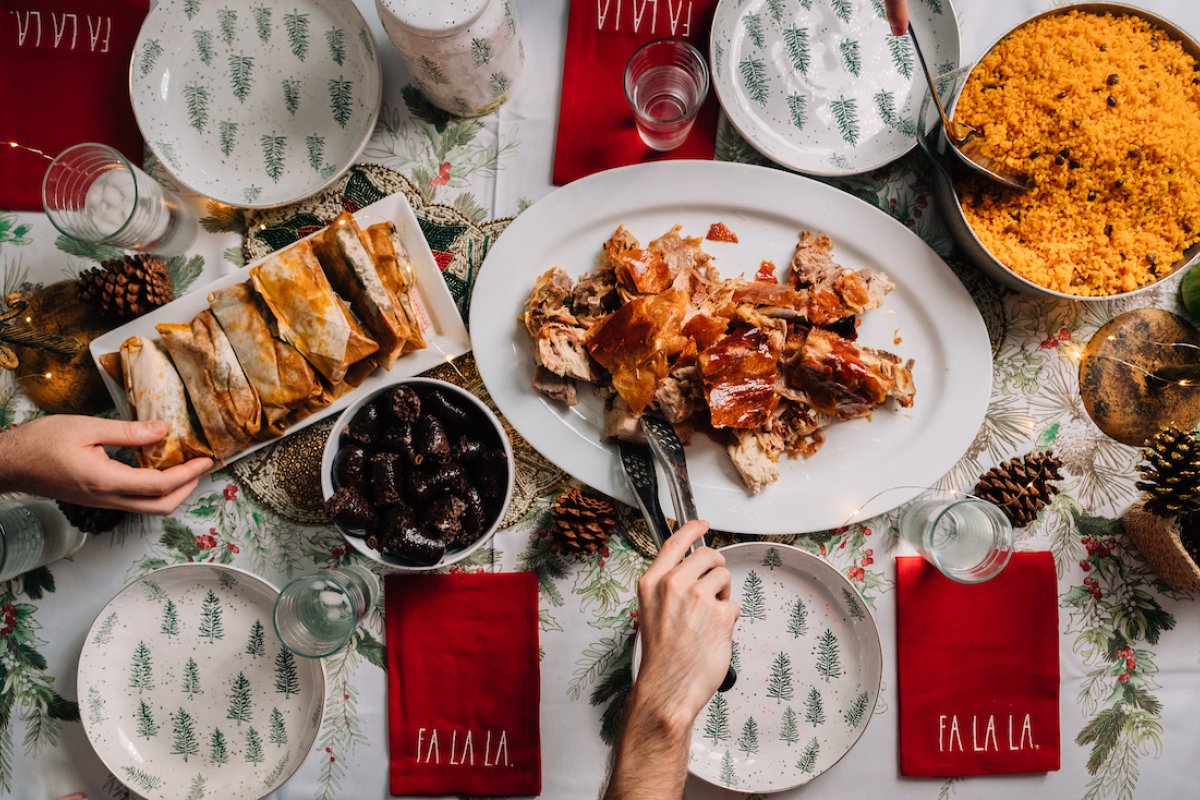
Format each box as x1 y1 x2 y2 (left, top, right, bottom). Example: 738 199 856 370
908 24 1030 193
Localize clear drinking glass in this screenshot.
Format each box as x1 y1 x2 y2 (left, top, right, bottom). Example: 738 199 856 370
900 491 1014 584
0 498 88 582
273 565 380 658
624 39 710 152
42 143 197 256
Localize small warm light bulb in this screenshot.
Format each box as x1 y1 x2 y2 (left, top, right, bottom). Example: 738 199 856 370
23 317 30 323
43 372 51 380
7 142 17 149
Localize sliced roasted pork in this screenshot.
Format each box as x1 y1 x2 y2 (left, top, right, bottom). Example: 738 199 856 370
585 289 688 414
699 326 780 429
787 327 915 419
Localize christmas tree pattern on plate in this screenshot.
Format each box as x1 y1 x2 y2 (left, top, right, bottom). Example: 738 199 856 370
681 544 882 793
129 0 381 207
709 0 961 175
77 564 326 800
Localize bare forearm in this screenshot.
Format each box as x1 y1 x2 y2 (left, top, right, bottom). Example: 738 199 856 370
603 689 693 800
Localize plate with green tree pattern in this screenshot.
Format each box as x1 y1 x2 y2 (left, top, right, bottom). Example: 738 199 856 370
78 564 325 800
710 0 960 175
129 0 381 207
634 542 883 793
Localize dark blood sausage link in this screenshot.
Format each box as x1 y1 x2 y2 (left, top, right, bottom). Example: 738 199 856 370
335 445 368 492
460 483 486 542
344 401 384 445
370 452 406 507
416 414 453 462
388 385 422 424
325 486 376 532
408 462 466 500
377 515 445 566
429 495 467 541
381 423 423 466
423 389 474 429
453 434 488 462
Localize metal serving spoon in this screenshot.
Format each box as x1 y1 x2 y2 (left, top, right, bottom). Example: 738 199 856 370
908 24 1030 193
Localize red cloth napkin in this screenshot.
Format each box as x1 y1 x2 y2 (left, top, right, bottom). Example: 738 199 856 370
552 0 721 185
0 0 147 211
386 572 541 796
896 553 1061 776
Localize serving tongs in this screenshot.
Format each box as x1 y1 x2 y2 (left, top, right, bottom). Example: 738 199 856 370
908 23 1029 193
618 417 737 692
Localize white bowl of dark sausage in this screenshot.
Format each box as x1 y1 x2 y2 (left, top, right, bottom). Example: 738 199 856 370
321 378 514 571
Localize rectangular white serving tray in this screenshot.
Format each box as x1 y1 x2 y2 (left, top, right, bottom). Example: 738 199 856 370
89 191 472 466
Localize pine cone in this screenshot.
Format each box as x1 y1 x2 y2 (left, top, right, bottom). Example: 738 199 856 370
77 254 174 320
1136 426 1200 516
56 501 126 534
550 487 616 556
973 452 1063 528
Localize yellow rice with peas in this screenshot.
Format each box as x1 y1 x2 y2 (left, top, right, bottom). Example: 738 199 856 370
955 11 1200 297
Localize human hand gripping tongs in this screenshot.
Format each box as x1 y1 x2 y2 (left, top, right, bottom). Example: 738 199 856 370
618 416 737 692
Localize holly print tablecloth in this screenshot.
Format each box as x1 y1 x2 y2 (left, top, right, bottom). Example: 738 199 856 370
1 2 1198 799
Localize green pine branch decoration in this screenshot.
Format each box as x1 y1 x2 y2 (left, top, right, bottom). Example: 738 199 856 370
166 254 203 295
713 40 724 74
260 133 287 181
184 0 199 20
305 134 325 171
139 38 163 77
843 587 866 620
737 717 760 754
218 8 238 46
888 34 914 79
419 55 449 85
745 12 765 49
798 738 820 773
244 185 263 204
157 140 182 171
183 83 210 133
284 11 310 61
780 706 799 744
326 27 346 66
720 750 738 787
359 28 374 61
831 0 853 23
923 0 944 14
839 39 862 77
787 94 807 130
282 79 300 114
489 71 511 97
192 28 214 65
873 90 917 137
229 53 255 103
218 120 238 158
783 27 810 75
264 754 291 787
185 775 206 800
869 0 887 20
830 96 860 145
845 690 870 728
253 5 272 43
122 766 162 792
472 37 494 66
766 0 787 23
798 0 813 8
505 1 516 32
739 57 769 106
328 79 353 127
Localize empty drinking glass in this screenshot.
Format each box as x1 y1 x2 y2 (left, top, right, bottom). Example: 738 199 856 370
0 498 87 582
273 565 380 658
624 39 709 152
900 491 1014 584
42 143 197 256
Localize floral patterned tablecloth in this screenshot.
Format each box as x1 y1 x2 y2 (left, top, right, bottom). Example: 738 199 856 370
1 1 1198 799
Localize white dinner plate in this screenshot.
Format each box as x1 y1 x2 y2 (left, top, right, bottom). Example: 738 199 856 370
469 160 991 534
130 0 381 207
90 191 471 467
634 543 883 792
710 0 960 175
78 565 325 800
